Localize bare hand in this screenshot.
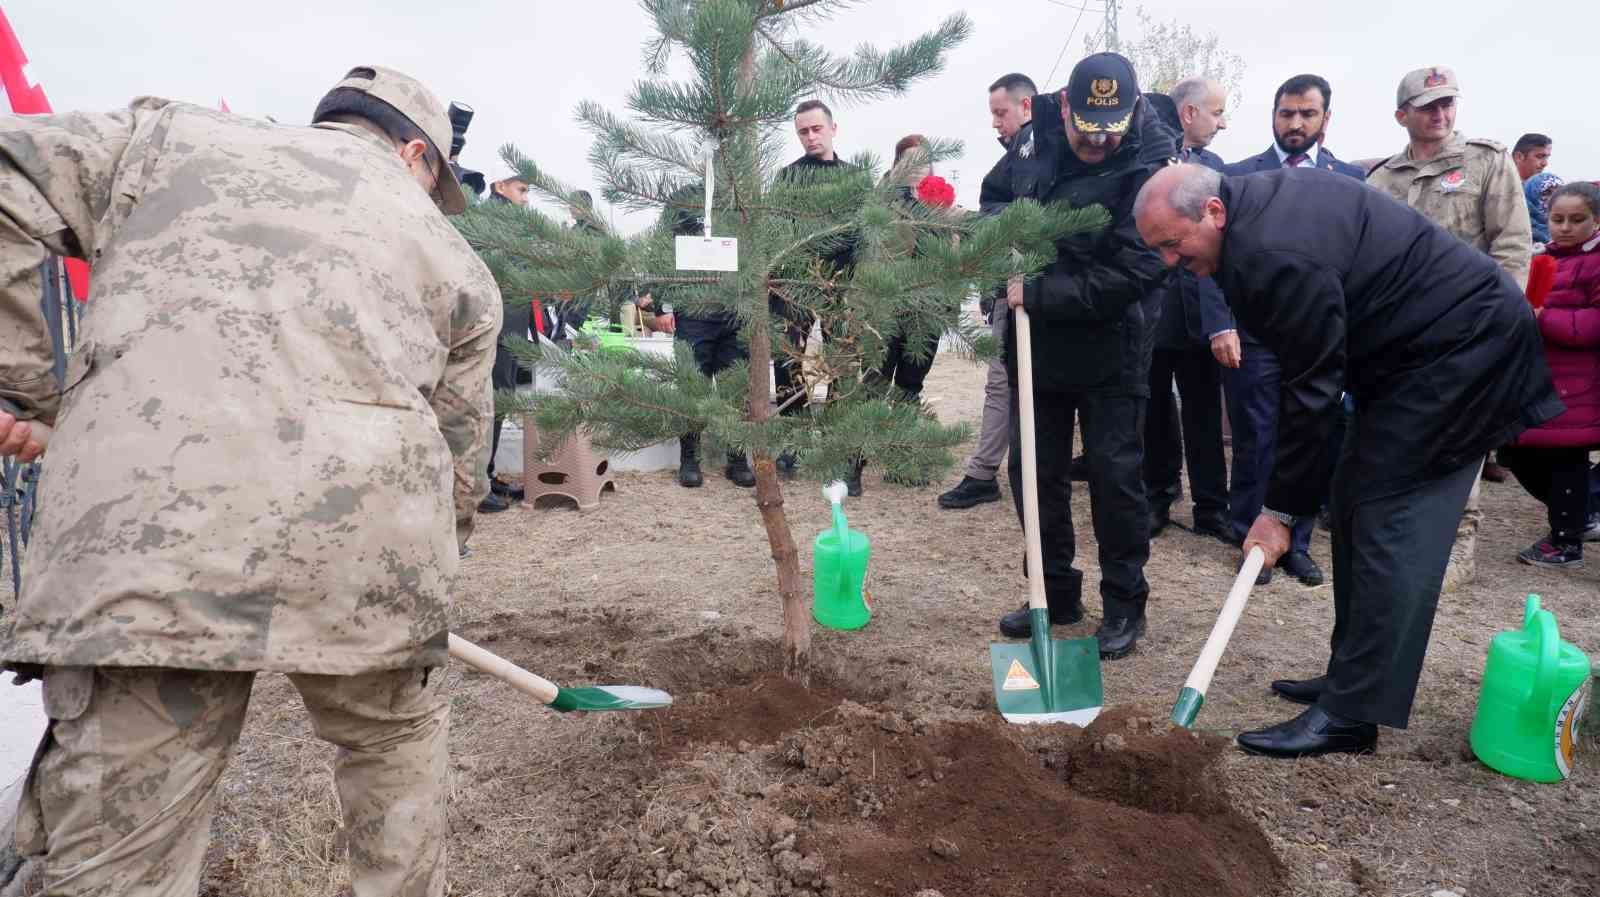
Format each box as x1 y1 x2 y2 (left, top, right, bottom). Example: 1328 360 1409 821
1006 276 1024 309
1211 331 1242 368
0 412 50 463
1242 513 1291 570
654 312 676 334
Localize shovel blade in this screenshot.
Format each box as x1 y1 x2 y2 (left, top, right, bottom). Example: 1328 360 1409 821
550 685 674 712
990 637 1103 726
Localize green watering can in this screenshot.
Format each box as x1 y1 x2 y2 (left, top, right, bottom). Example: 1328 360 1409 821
812 480 871 630
1469 595 1591 783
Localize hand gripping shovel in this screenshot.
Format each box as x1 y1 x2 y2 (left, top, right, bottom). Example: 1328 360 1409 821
989 304 1104 726
449 633 672 712
1170 546 1264 728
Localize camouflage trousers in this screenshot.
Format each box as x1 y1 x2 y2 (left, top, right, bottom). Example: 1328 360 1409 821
13 666 448 897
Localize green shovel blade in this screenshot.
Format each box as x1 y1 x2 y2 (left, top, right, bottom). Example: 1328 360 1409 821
549 685 674 713
990 623 1103 726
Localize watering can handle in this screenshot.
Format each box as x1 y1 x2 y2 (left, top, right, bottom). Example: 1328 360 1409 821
1528 607 1561 725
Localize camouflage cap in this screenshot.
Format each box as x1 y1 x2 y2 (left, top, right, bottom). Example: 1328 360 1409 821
329 65 467 215
1397 66 1460 110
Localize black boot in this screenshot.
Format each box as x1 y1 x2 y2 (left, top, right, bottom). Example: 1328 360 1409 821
846 459 865 497
1095 613 1146 660
678 433 704 488
477 491 512 514
998 573 1085 637
776 451 798 479
725 452 756 488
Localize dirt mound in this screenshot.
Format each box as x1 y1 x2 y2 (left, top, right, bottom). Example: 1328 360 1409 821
643 673 857 752
782 706 1283 897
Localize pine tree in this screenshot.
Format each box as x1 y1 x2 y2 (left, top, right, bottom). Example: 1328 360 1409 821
455 0 1107 681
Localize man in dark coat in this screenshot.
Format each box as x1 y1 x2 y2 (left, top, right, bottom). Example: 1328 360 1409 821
996 53 1175 660
939 72 1048 511
1134 164 1562 757
481 175 536 514
1220 74 1365 587
1143 77 1232 540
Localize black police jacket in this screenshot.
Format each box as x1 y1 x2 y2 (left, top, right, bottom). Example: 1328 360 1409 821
1215 169 1563 515
978 121 1046 216
1005 95 1178 395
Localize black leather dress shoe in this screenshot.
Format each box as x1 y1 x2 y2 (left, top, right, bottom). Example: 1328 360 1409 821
1236 706 1377 758
1278 550 1325 586
1270 675 1327 705
1094 614 1145 660
998 598 1085 638
1149 507 1172 537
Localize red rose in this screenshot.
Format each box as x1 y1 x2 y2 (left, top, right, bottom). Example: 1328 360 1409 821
916 175 956 208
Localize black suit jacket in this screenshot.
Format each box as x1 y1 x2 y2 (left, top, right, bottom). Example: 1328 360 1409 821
1214 170 1562 515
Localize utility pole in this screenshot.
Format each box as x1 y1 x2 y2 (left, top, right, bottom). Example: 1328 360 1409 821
1103 0 1120 51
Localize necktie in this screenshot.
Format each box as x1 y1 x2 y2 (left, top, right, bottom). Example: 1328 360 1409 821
1284 152 1309 168
1180 147 1193 162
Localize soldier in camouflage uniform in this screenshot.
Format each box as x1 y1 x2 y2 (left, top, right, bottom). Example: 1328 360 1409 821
0 65 500 896
1366 65 1534 595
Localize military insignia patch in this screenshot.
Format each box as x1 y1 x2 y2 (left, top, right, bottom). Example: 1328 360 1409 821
1091 78 1118 99
1439 169 1468 192
1423 69 1446 88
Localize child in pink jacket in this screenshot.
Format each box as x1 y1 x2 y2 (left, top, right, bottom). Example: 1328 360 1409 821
1499 182 1600 568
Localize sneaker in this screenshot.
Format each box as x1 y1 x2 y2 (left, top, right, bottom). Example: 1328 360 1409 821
1517 539 1584 570
1584 513 1600 543
938 476 1001 509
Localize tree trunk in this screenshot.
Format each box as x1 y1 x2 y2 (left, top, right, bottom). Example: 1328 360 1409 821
735 36 809 683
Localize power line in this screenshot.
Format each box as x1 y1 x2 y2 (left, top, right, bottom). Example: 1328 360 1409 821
1042 0 1095 88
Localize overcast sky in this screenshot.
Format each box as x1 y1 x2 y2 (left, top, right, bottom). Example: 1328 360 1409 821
7 1 1590 233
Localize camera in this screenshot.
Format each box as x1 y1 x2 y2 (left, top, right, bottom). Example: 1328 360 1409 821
448 101 474 158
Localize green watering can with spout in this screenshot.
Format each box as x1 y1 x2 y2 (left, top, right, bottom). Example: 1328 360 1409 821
812 480 871 630
1468 595 1591 783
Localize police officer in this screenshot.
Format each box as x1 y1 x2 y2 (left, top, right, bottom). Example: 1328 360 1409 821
1367 65 1534 593
0 65 499 895
997 53 1175 660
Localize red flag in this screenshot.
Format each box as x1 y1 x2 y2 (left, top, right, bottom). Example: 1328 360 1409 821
1527 254 1557 310
0 8 90 301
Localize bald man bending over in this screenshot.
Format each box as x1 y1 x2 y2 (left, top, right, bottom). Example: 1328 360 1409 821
1133 164 1560 758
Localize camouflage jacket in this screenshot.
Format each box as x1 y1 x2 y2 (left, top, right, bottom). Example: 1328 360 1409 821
1367 132 1533 288
0 99 500 674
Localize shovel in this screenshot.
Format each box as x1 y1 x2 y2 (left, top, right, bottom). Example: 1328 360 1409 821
1170 546 1264 728
989 303 1104 726
449 633 672 712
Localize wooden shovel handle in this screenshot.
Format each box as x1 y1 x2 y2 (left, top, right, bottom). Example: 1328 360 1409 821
1013 301 1048 613
448 633 559 705
1181 547 1265 696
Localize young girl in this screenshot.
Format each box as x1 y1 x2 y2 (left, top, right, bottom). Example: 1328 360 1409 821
1499 182 1600 568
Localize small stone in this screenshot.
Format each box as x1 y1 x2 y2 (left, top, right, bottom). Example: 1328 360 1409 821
685 813 704 835
1099 733 1127 752
1314 862 1329 872
929 838 960 860
1509 797 1534 814
879 714 908 734
771 833 797 853
738 740 754 753
1429 890 1463 897
1441 798 1461 808
914 891 946 897
665 870 686 889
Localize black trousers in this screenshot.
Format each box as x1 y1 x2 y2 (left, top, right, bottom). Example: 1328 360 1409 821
769 294 815 417
1144 345 1227 520
868 332 941 401
1009 387 1151 619
1499 446 1593 546
1320 428 1479 729
677 316 747 461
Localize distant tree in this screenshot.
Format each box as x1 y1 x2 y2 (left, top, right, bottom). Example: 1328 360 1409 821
1085 5 1245 106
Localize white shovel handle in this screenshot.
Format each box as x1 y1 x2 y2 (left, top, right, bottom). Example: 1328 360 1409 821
1013 300 1047 613
448 633 560 705
1181 547 1265 696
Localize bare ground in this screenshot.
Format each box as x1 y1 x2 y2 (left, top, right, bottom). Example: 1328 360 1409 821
193 352 1598 897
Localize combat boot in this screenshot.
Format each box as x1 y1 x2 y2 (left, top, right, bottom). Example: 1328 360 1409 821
725 452 756 488
678 433 704 488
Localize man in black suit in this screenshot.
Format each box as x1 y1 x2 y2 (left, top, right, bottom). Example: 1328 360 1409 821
1143 77 1233 539
1133 164 1561 757
1219 74 1364 587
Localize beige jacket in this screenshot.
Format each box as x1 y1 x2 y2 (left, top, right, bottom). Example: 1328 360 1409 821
1367 132 1532 288
0 99 500 673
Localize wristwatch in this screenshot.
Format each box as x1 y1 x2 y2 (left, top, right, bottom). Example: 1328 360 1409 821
1261 507 1297 527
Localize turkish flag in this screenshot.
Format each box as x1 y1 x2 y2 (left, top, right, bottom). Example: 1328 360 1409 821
0 8 90 301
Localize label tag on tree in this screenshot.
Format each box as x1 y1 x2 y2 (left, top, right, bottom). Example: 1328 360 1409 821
675 236 739 272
